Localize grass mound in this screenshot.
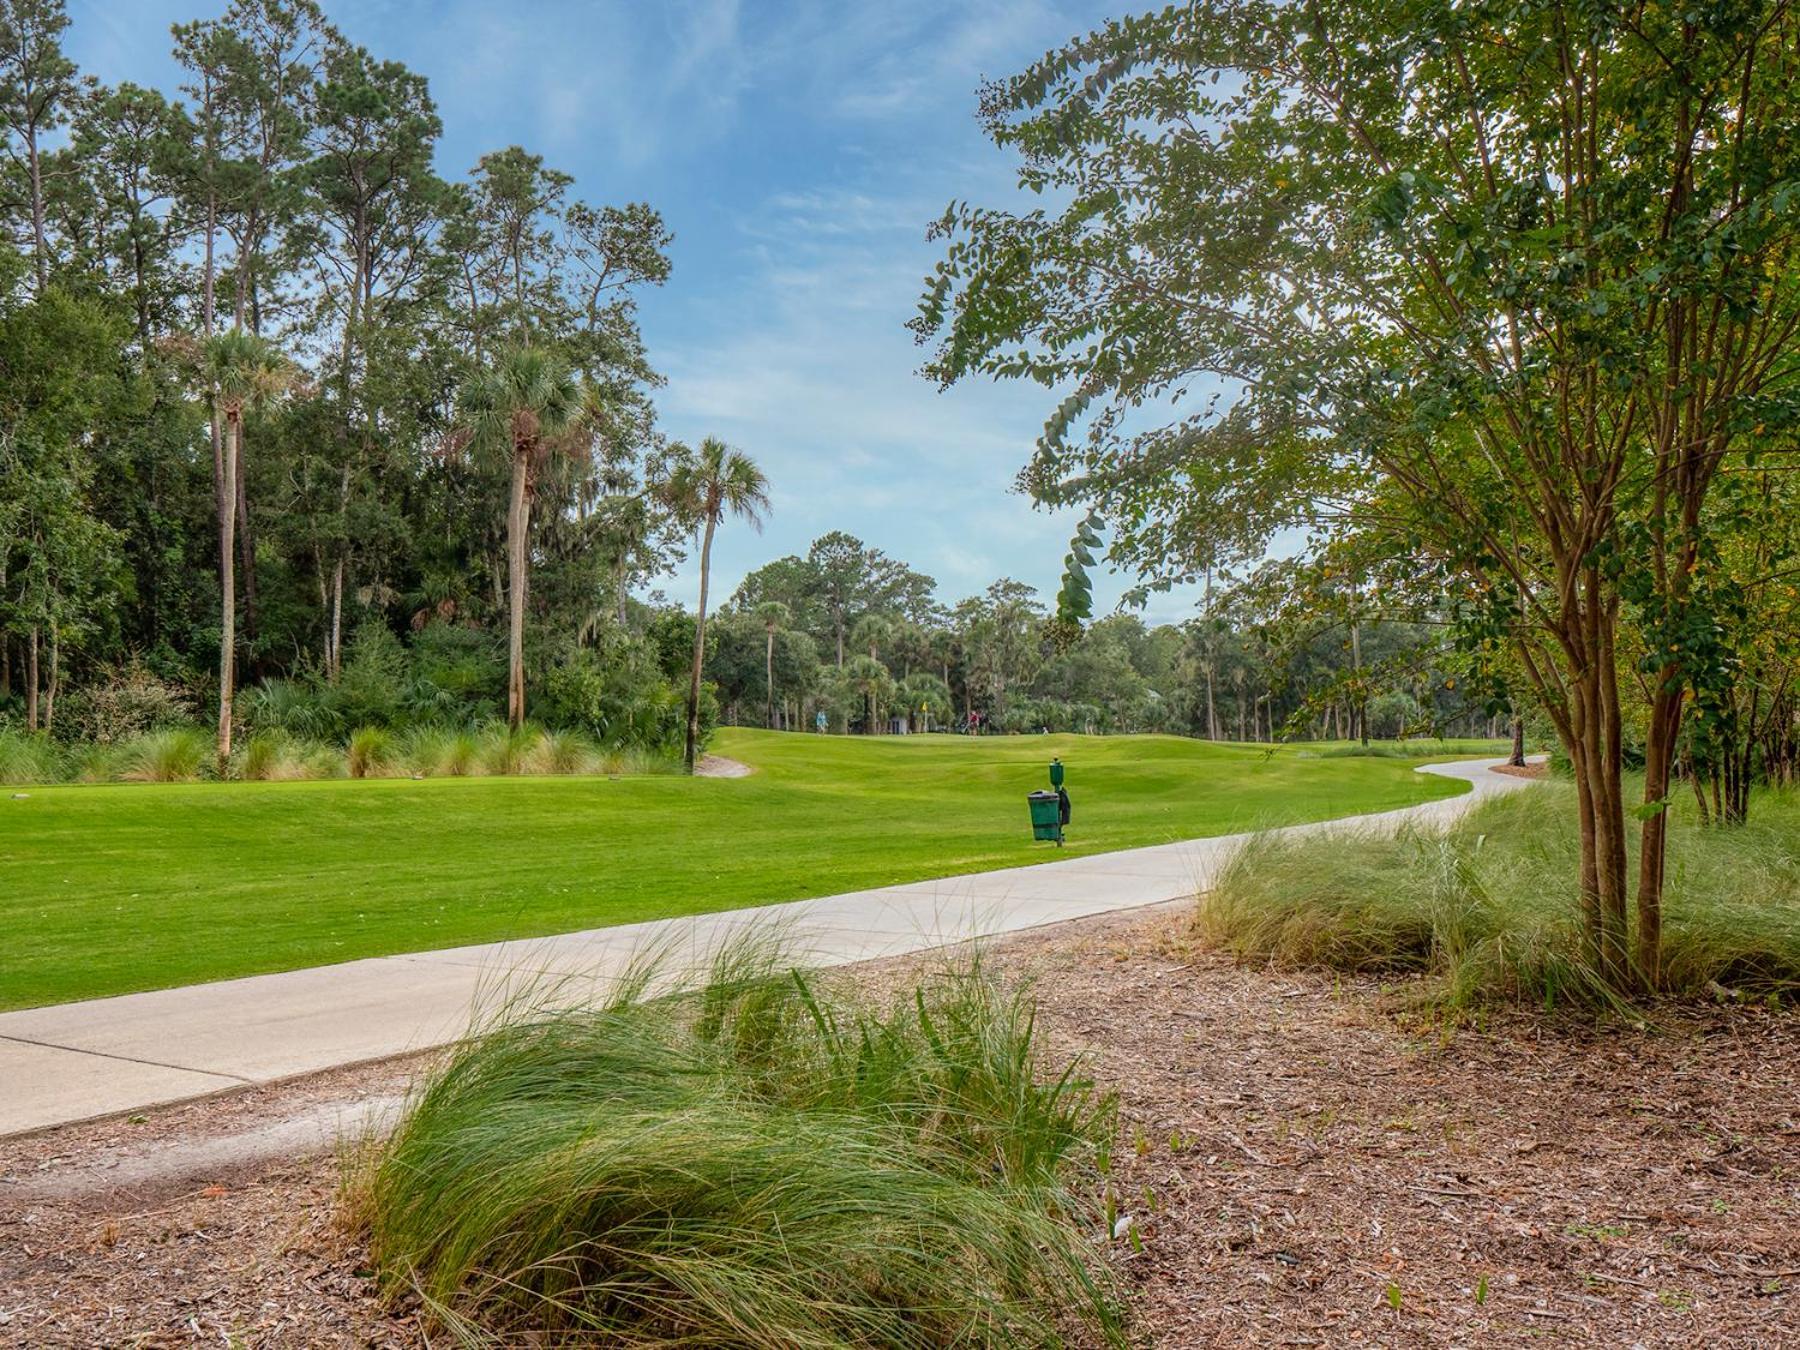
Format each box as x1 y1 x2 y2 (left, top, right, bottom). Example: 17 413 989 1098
357 946 1124 1346
1197 783 1800 1009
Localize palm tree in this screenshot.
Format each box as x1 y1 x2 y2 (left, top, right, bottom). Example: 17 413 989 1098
200 328 295 769
660 437 770 772
845 655 892 735
898 671 950 733
850 613 891 662
456 346 585 731
754 599 790 729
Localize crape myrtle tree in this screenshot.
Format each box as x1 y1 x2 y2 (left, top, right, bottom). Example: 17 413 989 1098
915 1 1800 989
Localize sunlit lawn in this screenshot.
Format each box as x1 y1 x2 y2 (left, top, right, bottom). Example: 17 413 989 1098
0 729 1498 1009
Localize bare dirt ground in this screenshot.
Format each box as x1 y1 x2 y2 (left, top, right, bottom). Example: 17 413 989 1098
2 904 1795 1347
693 753 752 778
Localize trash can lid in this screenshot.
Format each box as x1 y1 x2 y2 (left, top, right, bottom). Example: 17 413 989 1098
1027 790 1060 801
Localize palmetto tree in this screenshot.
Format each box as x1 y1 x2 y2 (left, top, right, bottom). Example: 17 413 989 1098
456 346 586 731
850 613 891 663
845 654 892 735
754 599 789 729
200 328 295 768
660 437 769 772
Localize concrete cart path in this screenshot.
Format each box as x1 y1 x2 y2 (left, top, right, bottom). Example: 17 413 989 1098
0 758 1534 1137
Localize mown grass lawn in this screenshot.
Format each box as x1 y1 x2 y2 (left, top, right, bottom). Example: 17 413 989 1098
0 730 1496 1009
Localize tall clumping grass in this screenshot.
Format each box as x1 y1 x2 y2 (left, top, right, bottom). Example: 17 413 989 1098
354 944 1124 1346
1197 782 1800 1010
347 725 398 779
119 727 211 783
0 730 65 784
477 721 542 776
69 741 132 783
397 726 478 778
237 730 339 782
528 726 597 775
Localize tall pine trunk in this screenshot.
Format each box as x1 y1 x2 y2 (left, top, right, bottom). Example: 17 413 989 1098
505 451 531 731
217 412 240 769
684 511 718 772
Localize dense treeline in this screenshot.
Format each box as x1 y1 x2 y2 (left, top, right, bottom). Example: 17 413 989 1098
708 529 1505 742
0 0 1505 783
0 0 704 762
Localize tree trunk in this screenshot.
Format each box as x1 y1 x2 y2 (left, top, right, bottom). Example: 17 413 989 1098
237 456 259 648
1508 711 1526 767
1547 585 1633 989
25 626 39 731
1635 681 1683 988
765 628 776 729
43 629 57 732
26 124 45 292
505 451 531 731
328 556 345 681
218 412 240 769
684 511 718 773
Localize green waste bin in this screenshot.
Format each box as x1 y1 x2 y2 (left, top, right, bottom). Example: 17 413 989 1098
1028 790 1064 845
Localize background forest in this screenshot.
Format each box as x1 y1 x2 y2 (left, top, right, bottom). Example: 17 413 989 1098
0 0 1511 786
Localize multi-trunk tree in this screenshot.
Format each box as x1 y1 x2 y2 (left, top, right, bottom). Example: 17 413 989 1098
917 0 1800 987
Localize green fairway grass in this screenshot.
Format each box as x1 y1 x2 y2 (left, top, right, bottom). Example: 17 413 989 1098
0 730 1499 1009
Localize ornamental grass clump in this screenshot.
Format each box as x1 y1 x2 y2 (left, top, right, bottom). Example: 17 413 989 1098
357 944 1123 1346
120 727 210 783
1198 782 1800 1010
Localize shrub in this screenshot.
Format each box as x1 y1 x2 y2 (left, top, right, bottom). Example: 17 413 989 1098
55 664 196 745
408 622 504 722
1197 782 1800 1009
347 725 397 779
336 622 410 730
356 947 1122 1346
121 727 210 783
239 677 344 742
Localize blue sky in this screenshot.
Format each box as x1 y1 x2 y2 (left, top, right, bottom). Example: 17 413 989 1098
68 0 1203 623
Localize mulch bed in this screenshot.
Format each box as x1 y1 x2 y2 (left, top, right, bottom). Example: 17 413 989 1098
2 905 1794 1346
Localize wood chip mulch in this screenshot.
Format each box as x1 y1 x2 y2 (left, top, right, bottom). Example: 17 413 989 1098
2 904 1795 1347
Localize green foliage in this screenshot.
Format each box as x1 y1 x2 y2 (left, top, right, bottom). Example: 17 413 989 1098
1199 784 1800 1008
0 729 61 783
52 664 195 744
347 725 397 779
357 946 1122 1345
120 726 210 783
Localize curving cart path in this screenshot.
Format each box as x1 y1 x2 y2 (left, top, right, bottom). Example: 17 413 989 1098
0 758 1535 1137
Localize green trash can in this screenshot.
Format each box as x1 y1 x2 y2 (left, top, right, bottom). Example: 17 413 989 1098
1028 790 1064 845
